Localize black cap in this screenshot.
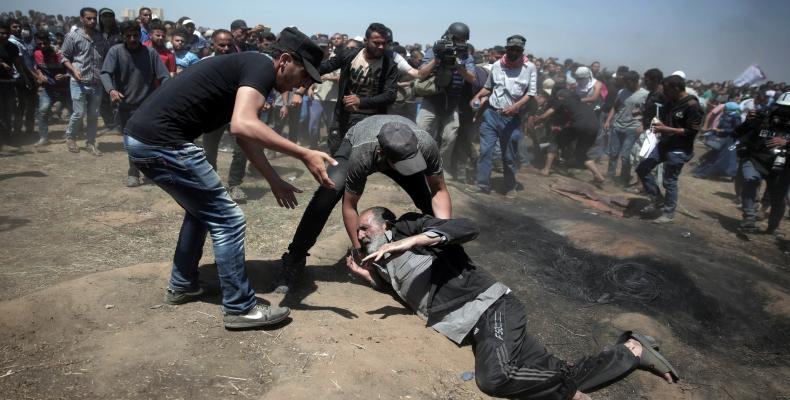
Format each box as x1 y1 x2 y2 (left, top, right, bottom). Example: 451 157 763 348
276 27 324 84
377 122 427 176
230 19 248 31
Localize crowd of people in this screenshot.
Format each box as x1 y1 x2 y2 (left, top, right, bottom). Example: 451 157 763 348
2 6 790 399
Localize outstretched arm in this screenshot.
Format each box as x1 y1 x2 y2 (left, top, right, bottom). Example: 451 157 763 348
426 174 452 218
230 86 337 189
342 191 362 249
362 232 442 263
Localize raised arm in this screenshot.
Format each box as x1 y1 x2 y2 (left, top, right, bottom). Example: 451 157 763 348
230 86 337 190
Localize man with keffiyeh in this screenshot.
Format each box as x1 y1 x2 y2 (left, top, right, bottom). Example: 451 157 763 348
469 35 537 197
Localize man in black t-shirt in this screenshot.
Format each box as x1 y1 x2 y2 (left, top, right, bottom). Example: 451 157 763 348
636 75 703 224
534 89 607 186
0 22 31 151
124 28 337 330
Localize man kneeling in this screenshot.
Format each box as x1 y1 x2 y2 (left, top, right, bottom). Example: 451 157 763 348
346 207 678 399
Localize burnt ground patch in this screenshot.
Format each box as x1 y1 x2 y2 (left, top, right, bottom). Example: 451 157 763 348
458 201 790 370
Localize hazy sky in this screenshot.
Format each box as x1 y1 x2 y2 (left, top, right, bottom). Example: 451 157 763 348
6 0 790 82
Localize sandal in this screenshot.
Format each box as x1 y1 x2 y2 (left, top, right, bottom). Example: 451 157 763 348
617 331 680 382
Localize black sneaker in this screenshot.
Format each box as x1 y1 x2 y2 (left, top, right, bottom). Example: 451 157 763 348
223 303 290 329
273 252 306 294
164 286 205 305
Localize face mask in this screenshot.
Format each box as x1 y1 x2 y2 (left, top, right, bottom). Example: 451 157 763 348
506 53 518 62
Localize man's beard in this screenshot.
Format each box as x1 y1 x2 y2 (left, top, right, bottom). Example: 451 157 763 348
362 232 389 255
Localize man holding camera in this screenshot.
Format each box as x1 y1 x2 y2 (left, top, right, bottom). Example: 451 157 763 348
416 22 476 177
735 92 790 234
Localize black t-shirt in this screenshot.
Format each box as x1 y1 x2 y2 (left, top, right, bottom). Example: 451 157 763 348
0 41 20 80
551 95 599 133
126 52 275 145
642 90 667 129
658 95 703 154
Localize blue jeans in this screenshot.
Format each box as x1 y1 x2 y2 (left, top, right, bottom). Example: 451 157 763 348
636 147 692 216
476 109 522 192
607 127 639 182
36 88 52 140
308 98 324 148
123 135 257 314
66 80 101 144
740 159 790 230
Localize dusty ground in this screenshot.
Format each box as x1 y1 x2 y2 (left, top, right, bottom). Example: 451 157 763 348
1 127 789 400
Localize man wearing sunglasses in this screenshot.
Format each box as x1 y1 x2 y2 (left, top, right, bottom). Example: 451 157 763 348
347 207 679 400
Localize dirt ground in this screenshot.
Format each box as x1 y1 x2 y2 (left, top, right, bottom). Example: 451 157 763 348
1 126 789 400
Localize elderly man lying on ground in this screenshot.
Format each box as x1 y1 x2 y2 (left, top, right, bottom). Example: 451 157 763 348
345 207 678 400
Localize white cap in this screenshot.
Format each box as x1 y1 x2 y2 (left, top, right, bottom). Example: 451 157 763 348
574 66 591 79
182 19 195 27
353 35 364 42
204 29 214 38
671 70 686 79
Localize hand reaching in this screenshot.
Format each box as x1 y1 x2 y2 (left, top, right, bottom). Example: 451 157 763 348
270 178 302 209
301 150 337 189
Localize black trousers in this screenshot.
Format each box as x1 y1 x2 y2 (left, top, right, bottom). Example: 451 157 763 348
287 139 434 257
472 294 638 399
13 80 36 135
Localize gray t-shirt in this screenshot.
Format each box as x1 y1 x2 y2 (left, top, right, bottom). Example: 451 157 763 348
613 87 649 130
344 115 443 196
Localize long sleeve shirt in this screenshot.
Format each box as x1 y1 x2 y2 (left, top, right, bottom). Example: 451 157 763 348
100 43 169 108
61 28 109 84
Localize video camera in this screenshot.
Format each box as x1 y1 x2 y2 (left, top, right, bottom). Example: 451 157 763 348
737 108 790 171
433 34 468 65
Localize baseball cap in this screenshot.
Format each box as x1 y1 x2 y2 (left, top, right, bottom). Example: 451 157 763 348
377 122 427 176
230 19 249 31
182 19 195 27
275 27 324 83
671 70 687 79
506 35 526 49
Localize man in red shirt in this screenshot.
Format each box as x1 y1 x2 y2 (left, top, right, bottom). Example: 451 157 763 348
33 31 69 146
142 21 175 77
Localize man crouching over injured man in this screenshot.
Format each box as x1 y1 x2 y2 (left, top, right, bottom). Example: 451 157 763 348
345 207 679 400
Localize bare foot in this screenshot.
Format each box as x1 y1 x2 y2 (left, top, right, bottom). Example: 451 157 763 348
573 391 592 400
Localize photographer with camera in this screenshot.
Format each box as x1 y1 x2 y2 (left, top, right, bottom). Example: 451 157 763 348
415 22 476 178
735 92 790 234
